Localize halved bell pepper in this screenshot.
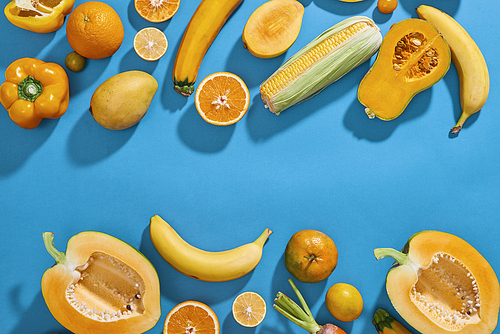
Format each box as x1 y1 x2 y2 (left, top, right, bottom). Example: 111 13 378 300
0 57 70 129
4 0 75 33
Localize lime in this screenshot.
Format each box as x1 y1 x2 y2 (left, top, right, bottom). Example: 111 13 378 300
65 51 86 72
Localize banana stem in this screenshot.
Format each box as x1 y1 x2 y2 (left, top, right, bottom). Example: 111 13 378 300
451 112 471 134
254 228 273 247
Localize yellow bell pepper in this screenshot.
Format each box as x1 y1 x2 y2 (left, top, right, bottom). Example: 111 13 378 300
0 57 70 129
4 0 75 33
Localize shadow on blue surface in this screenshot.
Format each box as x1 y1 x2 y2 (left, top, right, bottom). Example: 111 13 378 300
177 104 235 152
120 47 160 75
0 114 58 175
9 285 70 334
314 0 375 16
67 108 136 165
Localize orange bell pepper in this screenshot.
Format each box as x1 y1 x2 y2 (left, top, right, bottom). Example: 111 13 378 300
4 0 75 33
0 57 70 129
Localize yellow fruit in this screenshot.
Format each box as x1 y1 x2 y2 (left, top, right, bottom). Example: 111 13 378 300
242 0 304 59
325 283 363 322
417 5 489 134
135 0 180 23
90 71 158 130
377 0 398 14
164 301 219 334
232 292 267 327
149 215 272 282
134 27 168 61
194 72 250 126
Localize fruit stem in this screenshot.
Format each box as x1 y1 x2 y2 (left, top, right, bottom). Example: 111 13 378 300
373 247 410 265
372 309 394 332
254 228 273 247
43 232 67 265
273 278 322 334
305 255 316 262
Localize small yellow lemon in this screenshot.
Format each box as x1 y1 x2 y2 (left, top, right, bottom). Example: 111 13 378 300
325 283 363 322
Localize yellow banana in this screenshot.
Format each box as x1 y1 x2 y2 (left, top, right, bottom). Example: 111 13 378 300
417 5 489 134
149 215 272 282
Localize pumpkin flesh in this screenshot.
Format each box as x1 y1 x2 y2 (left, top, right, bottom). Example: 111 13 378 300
357 19 451 120
375 231 499 334
41 232 161 334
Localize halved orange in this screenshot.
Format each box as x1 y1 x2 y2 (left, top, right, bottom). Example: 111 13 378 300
164 301 220 334
232 291 267 327
134 0 180 23
133 27 168 61
195 72 250 126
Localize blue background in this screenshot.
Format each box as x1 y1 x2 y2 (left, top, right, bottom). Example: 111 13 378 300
1 0 499 333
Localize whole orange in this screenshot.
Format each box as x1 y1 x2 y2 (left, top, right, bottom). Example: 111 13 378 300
284 229 338 283
66 1 124 59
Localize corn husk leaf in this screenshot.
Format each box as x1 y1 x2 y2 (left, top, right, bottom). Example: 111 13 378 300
260 16 382 114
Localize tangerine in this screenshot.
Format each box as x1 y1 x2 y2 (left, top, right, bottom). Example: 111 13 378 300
284 229 338 283
66 1 124 59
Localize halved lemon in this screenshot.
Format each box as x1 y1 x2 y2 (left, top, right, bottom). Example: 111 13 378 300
134 0 180 22
164 300 219 334
232 291 267 327
195 72 250 126
133 27 168 61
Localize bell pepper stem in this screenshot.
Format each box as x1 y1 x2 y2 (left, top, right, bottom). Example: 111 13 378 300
373 247 410 265
43 232 67 265
18 76 43 102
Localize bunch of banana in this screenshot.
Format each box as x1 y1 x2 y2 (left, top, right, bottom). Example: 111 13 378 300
417 5 489 134
149 215 272 282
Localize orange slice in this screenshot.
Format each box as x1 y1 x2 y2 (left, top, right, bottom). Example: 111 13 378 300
133 27 168 61
232 291 267 327
195 72 250 126
134 0 180 22
164 301 220 334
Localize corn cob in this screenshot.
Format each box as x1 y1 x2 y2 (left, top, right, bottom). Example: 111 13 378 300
260 16 382 115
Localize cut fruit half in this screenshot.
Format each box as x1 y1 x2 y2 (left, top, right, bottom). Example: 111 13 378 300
163 300 219 334
133 27 168 61
195 72 250 126
232 291 267 327
134 0 180 22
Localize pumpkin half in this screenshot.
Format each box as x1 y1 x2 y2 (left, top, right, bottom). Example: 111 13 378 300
374 230 500 334
41 231 161 334
358 19 451 120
